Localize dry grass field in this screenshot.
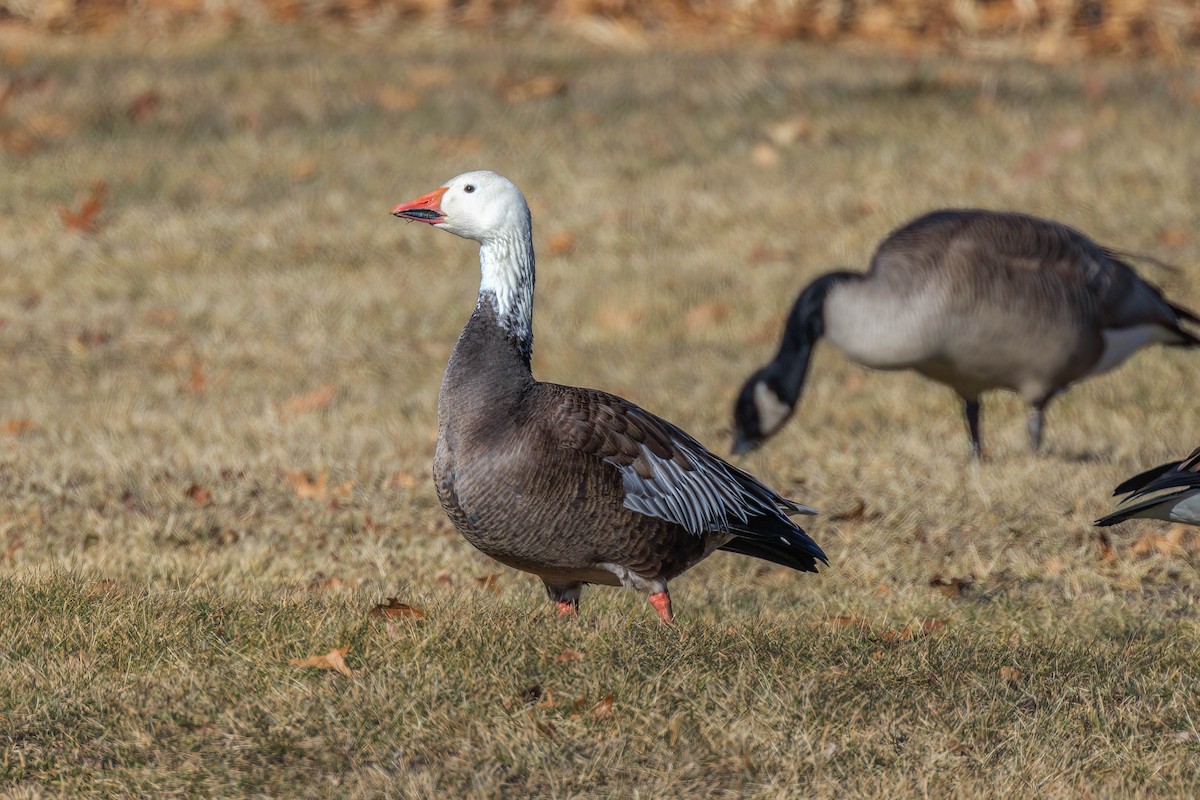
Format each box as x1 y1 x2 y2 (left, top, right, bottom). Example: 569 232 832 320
2 24 1200 797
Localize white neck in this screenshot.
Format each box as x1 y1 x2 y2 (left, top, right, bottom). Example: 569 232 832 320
478 227 535 357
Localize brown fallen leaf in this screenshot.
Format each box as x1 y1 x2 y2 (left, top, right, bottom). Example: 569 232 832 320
1 419 36 436
929 573 974 599
390 470 420 490
24 112 77 140
1160 228 1190 248
373 597 425 620
545 231 576 255
591 693 614 719
59 181 107 233
126 90 160 124
4 533 24 562
181 364 206 395
553 648 584 664
0 126 39 157
881 618 946 641
311 572 345 592
684 302 732 330
376 86 422 111
288 469 328 500
279 383 336 416
748 241 788 265
497 75 567 104
1000 665 1023 683
289 159 317 181
290 645 352 677
185 483 212 507
1131 527 1191 558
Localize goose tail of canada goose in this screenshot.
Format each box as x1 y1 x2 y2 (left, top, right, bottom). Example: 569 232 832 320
731 271 856 455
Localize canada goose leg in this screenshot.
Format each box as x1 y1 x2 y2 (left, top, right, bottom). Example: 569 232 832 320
963 399 983 460
1027 405 1045 453
648 589 674 626
544 581 582 617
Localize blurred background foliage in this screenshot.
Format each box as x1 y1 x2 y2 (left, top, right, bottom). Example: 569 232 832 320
1 0 1198 61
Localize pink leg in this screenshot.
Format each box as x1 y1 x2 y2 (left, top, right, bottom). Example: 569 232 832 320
556 600 577 617
649 590 674 625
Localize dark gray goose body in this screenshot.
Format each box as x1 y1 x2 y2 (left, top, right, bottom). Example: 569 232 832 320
1097 448 1200 527
394 170 824 623
734 209 1200 458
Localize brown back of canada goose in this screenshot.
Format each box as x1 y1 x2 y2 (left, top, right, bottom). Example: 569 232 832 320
394 170 825 624
733 210 1199 458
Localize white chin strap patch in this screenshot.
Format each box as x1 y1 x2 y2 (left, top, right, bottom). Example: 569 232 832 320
753 381 792 436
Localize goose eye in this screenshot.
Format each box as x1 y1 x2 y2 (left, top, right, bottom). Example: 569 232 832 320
463 185 476 194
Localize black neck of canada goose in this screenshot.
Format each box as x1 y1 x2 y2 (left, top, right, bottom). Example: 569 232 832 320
772 271 858 401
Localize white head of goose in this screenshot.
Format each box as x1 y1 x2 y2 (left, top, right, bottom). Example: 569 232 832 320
1096 447 1200 528
732 210 1200 459
392 170 825 624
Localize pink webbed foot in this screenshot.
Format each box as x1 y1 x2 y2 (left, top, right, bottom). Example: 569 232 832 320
545 582 582 618
649 590 674 625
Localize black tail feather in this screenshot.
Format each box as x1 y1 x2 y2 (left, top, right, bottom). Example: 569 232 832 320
719 535 822 573
725 510 827 573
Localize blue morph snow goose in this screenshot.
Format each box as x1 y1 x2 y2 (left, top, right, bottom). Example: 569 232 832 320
733 210 1199 458
392 170 825 624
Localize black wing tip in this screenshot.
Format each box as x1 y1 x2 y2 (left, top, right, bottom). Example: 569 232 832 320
719 536 827 573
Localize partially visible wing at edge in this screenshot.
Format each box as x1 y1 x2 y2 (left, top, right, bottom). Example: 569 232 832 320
1097 447 1200 527
1113 447 1200 501
1096 488 1199 527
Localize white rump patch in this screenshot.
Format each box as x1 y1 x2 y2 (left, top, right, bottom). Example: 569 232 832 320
753 382 793 437
1091 324 1180 376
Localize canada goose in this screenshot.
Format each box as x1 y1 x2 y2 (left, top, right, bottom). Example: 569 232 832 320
1096 448 1200 527
732 209 1199 458
391 171 825 624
